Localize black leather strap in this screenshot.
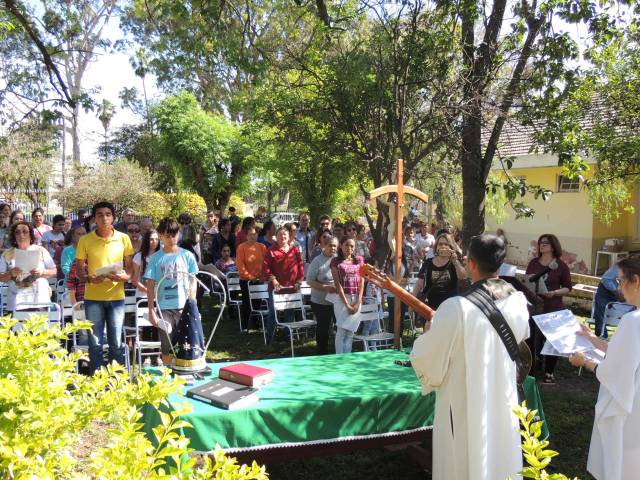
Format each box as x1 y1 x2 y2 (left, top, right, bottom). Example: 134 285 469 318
462 283 521 366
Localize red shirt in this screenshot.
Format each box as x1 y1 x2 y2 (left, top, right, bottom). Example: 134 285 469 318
525 257 572 312
262 244 304 291
67 261 86 303
236 229 248 246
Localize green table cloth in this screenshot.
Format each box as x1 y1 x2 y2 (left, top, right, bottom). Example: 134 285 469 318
141 349 546 452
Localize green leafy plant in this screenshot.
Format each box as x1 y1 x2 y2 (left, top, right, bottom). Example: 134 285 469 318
512 403 578 480
0 315 268 479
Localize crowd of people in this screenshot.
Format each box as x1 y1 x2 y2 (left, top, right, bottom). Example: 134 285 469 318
0 200 637 480
0 202 467 359
0 202 578 367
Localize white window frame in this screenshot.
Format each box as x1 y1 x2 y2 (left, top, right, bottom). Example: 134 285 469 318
557 175 580 193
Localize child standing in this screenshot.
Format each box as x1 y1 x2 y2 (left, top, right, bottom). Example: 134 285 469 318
330 237 364 354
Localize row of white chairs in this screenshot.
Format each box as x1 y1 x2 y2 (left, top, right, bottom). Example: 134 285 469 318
224 273 396 355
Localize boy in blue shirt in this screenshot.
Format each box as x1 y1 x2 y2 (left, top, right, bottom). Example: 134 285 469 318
145 217 198 365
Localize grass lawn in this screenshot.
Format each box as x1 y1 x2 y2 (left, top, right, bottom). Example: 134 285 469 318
200 302 600 480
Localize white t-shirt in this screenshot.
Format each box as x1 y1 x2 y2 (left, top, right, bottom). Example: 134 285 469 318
416 233 435 258
132 251 150 298
41 230 65 258
0 245 55 311
33 224 52 246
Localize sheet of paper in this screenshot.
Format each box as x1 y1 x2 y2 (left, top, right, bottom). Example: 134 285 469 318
533 309 594 354
583 348 605 364
95 262 123 276
541 340 569 357
14 249 40 273
541 340 605 364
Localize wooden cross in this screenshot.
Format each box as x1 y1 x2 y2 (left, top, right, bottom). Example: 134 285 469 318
368 159 429 348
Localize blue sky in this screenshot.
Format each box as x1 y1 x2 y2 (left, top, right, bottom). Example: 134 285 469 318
75 14 159 164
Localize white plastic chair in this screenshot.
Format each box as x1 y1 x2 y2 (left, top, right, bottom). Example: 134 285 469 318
272 292 316 357
299 281 314 320
55 279 66 303
48 277 59 301
248 283 271 343
225 272 243 331
602 301 635 329
59 292 74 337
69 301 88 373
124 287 137 314
129 299 161 370
0 283 8 316
354 299 395 351
12 302 62 331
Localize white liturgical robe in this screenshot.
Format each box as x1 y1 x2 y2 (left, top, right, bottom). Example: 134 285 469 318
411 287 529 480
587 309 640 480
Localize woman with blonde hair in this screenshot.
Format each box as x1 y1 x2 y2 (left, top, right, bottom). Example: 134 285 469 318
412 232 466 313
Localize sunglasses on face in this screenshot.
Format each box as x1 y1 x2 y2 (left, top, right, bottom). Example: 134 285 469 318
616 277 625 286
128 228 140 234
539 241 550 246
15 229 30 235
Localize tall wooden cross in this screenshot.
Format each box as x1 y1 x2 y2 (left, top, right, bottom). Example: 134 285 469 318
368 159 429 348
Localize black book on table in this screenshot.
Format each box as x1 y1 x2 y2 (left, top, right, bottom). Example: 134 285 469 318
186 378 259 410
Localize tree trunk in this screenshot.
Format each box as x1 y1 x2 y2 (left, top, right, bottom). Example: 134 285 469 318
71 105 81 167
433 187 445 225
374 199 390 268
215 187 234 214
460 100 486 249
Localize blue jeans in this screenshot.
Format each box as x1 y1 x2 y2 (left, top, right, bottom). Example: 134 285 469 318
266 291 294 343
335 326 354 353
85 299 126 374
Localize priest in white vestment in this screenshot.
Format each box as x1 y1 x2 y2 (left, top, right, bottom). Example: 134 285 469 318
569 257 640 480
411 234 530 480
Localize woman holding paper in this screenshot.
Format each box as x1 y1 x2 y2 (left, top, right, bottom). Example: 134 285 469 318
568 257 640 480
330 236 365 354
526 233 572 384
0 222 57 312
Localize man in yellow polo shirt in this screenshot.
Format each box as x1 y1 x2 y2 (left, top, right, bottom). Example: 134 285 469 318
76 201 134 374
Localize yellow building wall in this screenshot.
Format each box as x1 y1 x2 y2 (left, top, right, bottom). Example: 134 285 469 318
625 185 640 248
486 166 595 272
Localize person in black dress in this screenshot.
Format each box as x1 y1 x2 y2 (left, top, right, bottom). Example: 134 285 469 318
412 232 467 326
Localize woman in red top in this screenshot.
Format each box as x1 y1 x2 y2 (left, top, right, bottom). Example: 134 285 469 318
525 233 572 384
262 227 304 343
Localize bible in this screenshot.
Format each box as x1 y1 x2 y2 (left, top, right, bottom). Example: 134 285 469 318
219 363 273 387
186 378 259 410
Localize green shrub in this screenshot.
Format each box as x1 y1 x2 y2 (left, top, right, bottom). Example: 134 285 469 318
512 403 578 480
0 315 268 479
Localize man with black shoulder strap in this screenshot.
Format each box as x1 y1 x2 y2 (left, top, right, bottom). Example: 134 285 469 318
411 234 530 480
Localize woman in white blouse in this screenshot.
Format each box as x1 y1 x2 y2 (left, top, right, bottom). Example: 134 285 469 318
0 222 57 312
569 257 640 480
